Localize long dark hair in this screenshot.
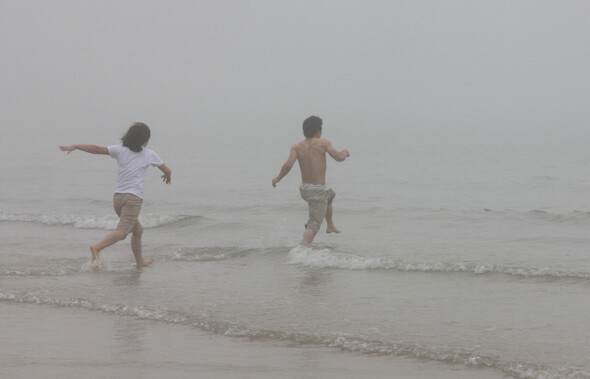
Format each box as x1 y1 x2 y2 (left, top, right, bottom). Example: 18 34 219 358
122 122 151 152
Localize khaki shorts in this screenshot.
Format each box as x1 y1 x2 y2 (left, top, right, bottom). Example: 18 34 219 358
299 184 336 234
113 193 143 235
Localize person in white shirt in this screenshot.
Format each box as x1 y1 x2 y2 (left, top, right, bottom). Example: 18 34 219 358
60 122 172 268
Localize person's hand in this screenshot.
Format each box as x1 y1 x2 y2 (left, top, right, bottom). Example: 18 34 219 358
59 145 76 154
272 177 280 188
162 174 171 184
342 149 350 158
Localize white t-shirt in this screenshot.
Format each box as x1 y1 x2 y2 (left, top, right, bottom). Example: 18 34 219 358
107 145 164 199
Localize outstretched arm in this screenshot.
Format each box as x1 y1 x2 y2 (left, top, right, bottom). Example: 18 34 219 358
326 141 350 162
272 147 298 187
158 163 172 184
59 144 109 155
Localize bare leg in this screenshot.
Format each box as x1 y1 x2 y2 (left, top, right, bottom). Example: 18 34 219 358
302 228 316 245
131 226 153 268
325 202 340 234
90 230 126 261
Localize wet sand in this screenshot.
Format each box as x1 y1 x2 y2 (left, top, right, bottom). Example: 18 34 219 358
1 302 505 379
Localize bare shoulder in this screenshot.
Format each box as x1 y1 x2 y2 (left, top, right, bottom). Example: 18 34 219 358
319 138 333 149
293 139 308 151
293 138 330 154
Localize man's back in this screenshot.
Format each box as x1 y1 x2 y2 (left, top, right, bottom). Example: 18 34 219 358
271 116 349 244
271 116 349 190
294 138 328 185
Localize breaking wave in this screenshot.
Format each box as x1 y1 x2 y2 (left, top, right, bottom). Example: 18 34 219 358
168 246 290 262
169 246 257 262
0 291 587 379
287 246 590 281
0 211 201 229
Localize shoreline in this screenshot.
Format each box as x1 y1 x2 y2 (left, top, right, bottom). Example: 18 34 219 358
1 302 506 379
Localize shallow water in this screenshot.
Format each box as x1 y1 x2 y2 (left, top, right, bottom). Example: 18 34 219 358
2 135 590 378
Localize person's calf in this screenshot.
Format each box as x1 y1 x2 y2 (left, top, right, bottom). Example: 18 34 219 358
302 228 316 244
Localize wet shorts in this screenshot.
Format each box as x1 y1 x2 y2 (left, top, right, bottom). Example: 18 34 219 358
113 193 143 235
299 183 336 234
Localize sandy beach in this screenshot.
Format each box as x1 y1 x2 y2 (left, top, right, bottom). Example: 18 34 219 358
1 302 505 379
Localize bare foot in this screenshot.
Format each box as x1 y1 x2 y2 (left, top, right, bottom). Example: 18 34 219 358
90 246 99 262
136 258 154 268
326 226 341 234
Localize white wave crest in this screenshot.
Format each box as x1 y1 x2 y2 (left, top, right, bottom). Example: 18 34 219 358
286 246 590 280
0 211 193 229
287 245 386 269
171 247 240 262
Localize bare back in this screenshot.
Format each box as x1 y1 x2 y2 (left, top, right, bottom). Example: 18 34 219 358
294 138 329 185
272 133 348 189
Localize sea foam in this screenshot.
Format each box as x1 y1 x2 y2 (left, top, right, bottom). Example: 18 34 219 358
1 290 588 379
0 211 197 229
286 245 590 281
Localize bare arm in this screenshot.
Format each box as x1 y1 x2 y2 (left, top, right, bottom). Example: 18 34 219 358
326 141 350 162
59 144 109 155
158 163 172 184
272 147 298 187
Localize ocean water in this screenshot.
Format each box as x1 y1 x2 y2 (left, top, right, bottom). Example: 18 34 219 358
2 130 590 379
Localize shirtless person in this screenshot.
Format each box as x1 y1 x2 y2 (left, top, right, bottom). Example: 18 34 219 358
272 116 350 244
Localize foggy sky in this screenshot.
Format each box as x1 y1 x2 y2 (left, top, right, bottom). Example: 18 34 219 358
2 0 590 153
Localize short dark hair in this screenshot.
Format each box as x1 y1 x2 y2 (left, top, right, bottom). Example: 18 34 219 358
122 122 151 152
302 116 322 138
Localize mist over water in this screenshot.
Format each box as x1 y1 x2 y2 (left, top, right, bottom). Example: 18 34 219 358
2 1 590 378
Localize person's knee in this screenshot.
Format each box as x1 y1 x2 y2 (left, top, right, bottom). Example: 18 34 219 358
306 221 321 235
133 225 144 237
328 189 336 202
115 230 129 241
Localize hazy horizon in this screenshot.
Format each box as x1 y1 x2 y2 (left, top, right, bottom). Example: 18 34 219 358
2 1 590 155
